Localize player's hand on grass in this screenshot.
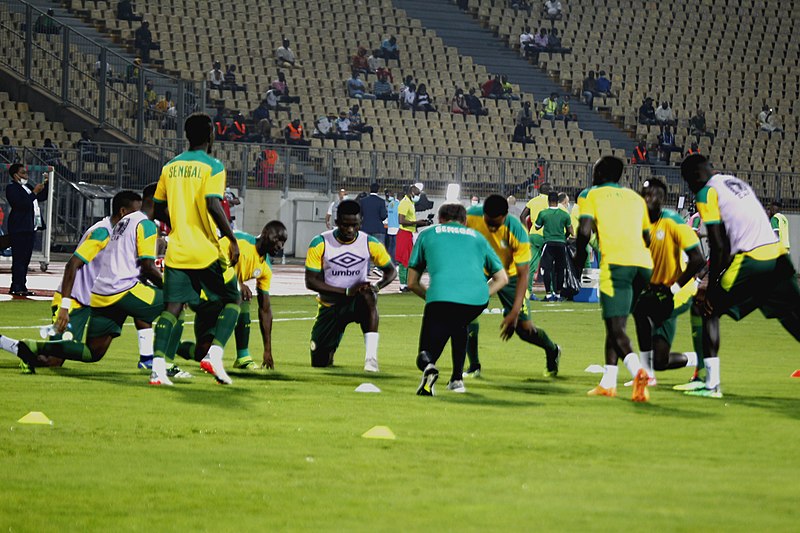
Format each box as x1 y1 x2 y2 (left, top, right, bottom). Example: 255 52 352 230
240 283 252 302
54 308 70 333
500 311 519 341
262 350 274 370
228 237 240 266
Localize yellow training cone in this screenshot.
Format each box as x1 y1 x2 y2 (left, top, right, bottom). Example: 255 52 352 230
361 425 396 440
18 411 53 425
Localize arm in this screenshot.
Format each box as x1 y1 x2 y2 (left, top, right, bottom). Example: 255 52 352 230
375 262 397 291
139 258 163 288
207 196 239 265
500 261 528 339
573 217 593 271
53 255 86 332
398 214 430 228
256 291 274 369
6 183 36 209
407 267 426 300
304 268 349 297
566 224 574 239
520 206 530 225
675 246 705 289
488 268 509 297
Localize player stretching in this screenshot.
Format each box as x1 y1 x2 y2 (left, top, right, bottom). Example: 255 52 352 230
680 155 800 397
408 203 508 395
305 200 396 370
464 194 561 378
0 191 143 370
631 179 706 385
574 156 652 401
150 114 241 386
14 187 165 372
173 222 288 371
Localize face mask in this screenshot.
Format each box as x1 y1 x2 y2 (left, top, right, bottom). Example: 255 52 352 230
342 195 349 200
412 195 420 203
18 178 28 186
388 196 395 202
471 200 478 206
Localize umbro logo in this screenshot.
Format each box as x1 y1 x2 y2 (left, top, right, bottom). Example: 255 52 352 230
329 252 365 269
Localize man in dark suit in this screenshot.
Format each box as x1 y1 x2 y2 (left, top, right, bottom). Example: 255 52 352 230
360 182 388 274
5 163 47 295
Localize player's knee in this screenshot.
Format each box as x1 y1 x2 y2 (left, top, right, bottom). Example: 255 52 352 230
310 348 333 367
356 288 377 307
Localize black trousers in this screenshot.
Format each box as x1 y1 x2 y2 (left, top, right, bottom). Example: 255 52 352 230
418 301 486 381
10 231 34 292
541 241 566 294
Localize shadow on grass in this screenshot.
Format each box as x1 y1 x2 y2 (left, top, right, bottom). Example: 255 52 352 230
439 391 543 408
713 393 800 421
486 380 573 396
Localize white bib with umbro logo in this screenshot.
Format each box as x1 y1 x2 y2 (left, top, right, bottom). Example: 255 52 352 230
322 230 370 289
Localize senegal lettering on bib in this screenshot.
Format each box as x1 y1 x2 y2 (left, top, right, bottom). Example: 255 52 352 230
322 230 370 289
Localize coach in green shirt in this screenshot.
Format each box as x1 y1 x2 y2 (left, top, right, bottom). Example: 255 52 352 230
407 202 508 396
534 191 573 301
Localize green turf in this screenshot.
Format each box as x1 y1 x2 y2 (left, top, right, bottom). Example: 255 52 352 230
1 295 799 531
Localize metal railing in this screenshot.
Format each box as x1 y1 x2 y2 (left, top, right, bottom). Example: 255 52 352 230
0 0 202 142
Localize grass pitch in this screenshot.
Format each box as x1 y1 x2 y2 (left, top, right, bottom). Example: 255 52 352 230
1 294 799 532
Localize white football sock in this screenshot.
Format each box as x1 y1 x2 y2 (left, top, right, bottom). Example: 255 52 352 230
704 357 720 389
684 351 698 367
152 356 167 376
0 335 19 355
364 332 379 360
599 364 618 389
639 350 654 378
623 352 643 378
137 328 154 358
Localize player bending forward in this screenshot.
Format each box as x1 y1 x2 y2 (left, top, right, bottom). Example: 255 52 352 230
680 155 800 398
15 186 165 372
305 200 396 370
408 203 508 395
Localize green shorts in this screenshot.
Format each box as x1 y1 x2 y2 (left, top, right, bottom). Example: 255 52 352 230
599 264 652 319
163 260 240 307
497 276 530 322
715 252 799 321
87 284 164 339
50 305 91 342
309 298 364 367
653 296 693 344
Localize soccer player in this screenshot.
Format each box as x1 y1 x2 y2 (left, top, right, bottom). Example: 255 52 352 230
395 183 432 292
631 178 706 385
464 194 561 378
408 203 508 395
150 113 242 386
14 186 166 374
173 222 288 371
680 155 800 397
304 200 397 370
574 156 652 401
0 191 140 369
519 182 553 294
767 200 791 254
534 191 573 301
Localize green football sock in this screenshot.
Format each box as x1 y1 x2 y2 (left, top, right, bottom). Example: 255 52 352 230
34 339 92 362
177 341 204 362
526 327 557 353
153 311 178 359
466 321 480 369
235 304 251 357
691 314 705 371
399 265 408 285
212 303 240 348
164 310 185 364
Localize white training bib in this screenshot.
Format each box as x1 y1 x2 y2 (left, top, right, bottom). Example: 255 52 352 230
93 211 149 296
58 217 113 306
707 174 777 254
322 230 370 289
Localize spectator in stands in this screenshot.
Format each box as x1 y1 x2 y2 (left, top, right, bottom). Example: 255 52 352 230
155 90 173 116
144 80 158 117
351 47 370 76
546 28 570 53
401 82 416 110
126 57 141 83
256 148 278 186
544 0 563 20
582 71 598 109
94 55 113 81
34 9 60 35
228 113 255 143
349 105 374 137
540 92 559 123
517 101 537 133
413 84 437 117
285 118 310 146
657 125 683 164
655 101 676 127
513 122 534 146
134 21 159 63
271 72 301 104
253 99 270 123
556 94 577 123
685 142 700 156
224 65 246 97
595 71 612 96
509 0 532 14
38 139 64 171
451 88 469 118
759 105 784 138
638 97 657 125
214 108 229 140
207 61 224 95
373 73 396 101
379 36 400 66
631 140 651 165
520 26 536 57
347 72 376 100
481 75 504 100
313 114 339 141
376 65 393 83
265 88 289 114
75 130 108 164
689 109 715 143
465 88 488 118
0 137 19 164
501 75 521 101
162 102 177 130
367 51 381 76
117 0 143 22
276 39 298 69
534 28 549 50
